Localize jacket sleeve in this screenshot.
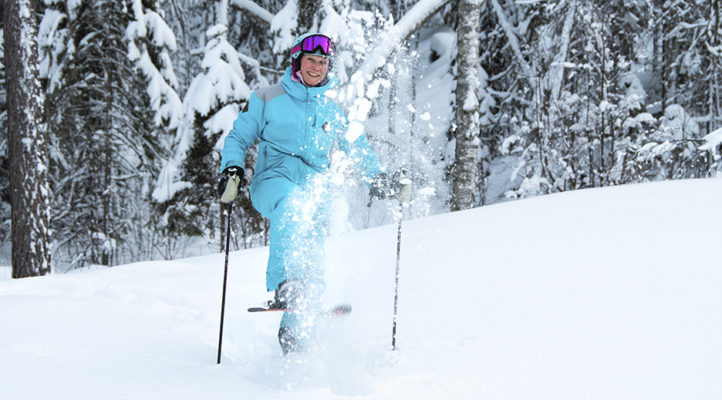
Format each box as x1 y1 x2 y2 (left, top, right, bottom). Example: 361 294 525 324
339 129 383 183
219 92 265 173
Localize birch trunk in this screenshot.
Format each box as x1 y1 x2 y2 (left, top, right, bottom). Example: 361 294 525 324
452 0 482 210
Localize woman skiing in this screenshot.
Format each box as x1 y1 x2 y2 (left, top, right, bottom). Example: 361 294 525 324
217 33 405 354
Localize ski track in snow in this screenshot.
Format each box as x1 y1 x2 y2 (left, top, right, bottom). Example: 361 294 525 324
2 178 722 399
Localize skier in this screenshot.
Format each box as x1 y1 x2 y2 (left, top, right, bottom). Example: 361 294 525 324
217 33 406 354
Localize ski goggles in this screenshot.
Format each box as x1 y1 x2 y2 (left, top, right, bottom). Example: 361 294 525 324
293 34 335 57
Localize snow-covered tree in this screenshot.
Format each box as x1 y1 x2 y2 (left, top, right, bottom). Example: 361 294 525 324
46 0 161 268
3 0 52 277
664 0 721 135
502 1 657 197
474 0 540 201
227 0 278 87
708 0 722 133
161 0 212 90
126 0 186 258
609 0 713 182
127 0 182 140
153 0 256 253
5 0 721 267
38 0 72 93
0 20 9 254
270 0 323 66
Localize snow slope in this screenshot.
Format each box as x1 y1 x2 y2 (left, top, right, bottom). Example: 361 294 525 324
2 178 721 400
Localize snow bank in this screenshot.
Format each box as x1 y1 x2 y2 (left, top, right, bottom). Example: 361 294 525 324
2 179 722 399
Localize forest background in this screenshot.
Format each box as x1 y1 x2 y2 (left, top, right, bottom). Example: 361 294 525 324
2 0 722 274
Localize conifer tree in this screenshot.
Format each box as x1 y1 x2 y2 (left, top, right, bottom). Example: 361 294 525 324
47 0 159 268
127 0 182 140
0 19 9 249
155 0 257 251
127 0 183 259
3 0 52 277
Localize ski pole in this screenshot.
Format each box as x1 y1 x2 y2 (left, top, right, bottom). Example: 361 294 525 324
391 200 403 351
391 175 412 351
217 203 232 364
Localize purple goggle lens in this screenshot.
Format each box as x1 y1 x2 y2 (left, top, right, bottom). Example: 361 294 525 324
293 35 334 56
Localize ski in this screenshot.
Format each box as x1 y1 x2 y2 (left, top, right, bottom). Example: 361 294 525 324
247 304 352 316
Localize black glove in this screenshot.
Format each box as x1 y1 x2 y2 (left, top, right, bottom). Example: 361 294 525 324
217 166 244 203
369 173 396 200
369 170 412 202
394 169 412 203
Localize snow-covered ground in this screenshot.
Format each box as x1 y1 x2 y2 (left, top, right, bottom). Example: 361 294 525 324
2 178 721 400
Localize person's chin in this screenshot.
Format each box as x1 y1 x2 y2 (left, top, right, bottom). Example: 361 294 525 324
303 75 322 86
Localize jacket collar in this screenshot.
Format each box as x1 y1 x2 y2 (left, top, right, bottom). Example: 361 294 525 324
281 67 337 101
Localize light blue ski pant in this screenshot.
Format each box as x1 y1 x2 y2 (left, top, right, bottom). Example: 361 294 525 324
251 175 330 341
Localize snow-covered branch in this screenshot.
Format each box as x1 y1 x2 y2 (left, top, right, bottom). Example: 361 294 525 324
700 127 722 152
230 0 274 27
550 6 575 101
490 0 532 77
351 0 452 83
341 0 452 144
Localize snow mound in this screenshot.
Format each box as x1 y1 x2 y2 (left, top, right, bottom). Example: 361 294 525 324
2 178 721 399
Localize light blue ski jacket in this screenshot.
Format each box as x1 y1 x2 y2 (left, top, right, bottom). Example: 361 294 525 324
220 67 382 201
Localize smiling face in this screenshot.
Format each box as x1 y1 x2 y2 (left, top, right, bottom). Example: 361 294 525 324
298 54 329 86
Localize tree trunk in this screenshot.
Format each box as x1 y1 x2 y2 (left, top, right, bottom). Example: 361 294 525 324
452 0 482 211
712 0 721 132
3 0 52 278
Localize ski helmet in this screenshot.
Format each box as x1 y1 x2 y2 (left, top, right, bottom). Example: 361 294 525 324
291 33 335 78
